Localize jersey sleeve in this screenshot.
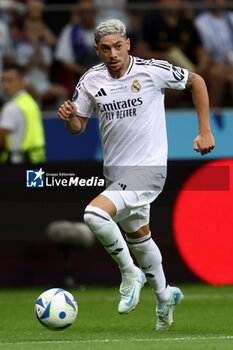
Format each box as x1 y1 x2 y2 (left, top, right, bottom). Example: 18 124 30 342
0 103 24 132
72 80 95 118
149 60 189 90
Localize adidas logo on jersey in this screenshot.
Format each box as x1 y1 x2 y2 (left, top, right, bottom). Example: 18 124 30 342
95 88 107 97
118 183 127 190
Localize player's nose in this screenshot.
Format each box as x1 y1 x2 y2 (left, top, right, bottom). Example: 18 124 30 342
110 48 117 58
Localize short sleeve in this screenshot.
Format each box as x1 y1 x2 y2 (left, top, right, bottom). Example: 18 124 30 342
0 103 24 131
72 81 95 118
149 60 189 90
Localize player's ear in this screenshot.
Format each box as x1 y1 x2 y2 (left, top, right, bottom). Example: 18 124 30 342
126 38 130 51
95 44 100 56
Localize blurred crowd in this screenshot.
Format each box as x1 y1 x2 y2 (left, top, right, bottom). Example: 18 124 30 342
0 0 233 111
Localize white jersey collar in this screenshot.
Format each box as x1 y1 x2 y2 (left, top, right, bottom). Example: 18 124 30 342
107 55 135 80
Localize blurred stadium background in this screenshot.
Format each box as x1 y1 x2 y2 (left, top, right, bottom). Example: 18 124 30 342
0 0 232 289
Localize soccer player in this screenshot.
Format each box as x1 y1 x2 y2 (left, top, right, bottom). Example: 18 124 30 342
58 19 215 330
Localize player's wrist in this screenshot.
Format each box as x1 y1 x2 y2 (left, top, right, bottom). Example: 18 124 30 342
65 112 77 122
198 128 212 136
65 115 83 135
68 114 76 120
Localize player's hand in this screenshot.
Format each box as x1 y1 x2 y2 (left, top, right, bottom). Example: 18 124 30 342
58 100 77 122
193 131 215 155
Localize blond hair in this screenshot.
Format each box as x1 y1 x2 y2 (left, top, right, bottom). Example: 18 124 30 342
94 19 127 44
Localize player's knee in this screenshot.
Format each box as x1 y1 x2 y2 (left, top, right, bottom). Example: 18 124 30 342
83 210 97 229
83 205 111 232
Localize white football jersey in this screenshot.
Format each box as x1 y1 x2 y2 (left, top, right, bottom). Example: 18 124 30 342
73 56 188 181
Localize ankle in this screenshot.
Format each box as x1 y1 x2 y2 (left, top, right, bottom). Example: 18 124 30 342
155 285 171 303
121 264 138 279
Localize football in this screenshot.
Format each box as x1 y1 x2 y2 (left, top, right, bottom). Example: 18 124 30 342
35 288 78 330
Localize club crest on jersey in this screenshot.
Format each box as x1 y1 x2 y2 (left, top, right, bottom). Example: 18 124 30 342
131 80 141 93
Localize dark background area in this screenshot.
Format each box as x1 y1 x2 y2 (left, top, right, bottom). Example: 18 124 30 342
0 160 204 287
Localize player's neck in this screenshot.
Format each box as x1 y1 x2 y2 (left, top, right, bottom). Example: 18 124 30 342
109 55 131 79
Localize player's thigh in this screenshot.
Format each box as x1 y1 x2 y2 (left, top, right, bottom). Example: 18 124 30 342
118 203 151 235
125 223 150 238
88 194 117 217
93 166 166 222
101 188 161 226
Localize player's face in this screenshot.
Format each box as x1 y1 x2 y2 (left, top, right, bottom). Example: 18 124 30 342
95 34 130 78
2 69 24 98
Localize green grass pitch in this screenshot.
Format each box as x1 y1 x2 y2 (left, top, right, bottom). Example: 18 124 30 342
0 284 232 350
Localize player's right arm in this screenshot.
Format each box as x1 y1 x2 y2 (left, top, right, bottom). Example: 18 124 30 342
58 100 89 136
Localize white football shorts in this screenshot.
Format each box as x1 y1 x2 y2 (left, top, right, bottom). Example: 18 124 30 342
101 166 167 233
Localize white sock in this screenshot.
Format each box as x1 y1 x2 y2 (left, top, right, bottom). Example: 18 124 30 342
126 233 170 302
84 205 137 277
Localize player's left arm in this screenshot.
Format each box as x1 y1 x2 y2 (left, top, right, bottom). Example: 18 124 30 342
185 72 215 155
